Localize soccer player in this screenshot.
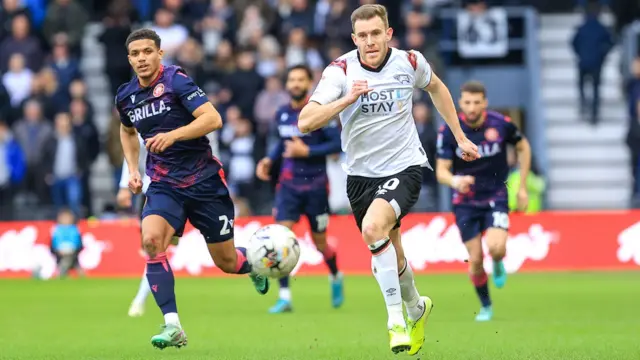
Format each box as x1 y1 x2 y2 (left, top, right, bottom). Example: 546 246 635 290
115 29 269 349
435 81 532 322
256 65 344 314
297 4 479 354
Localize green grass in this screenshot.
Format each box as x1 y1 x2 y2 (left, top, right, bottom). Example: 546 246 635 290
1 273 639 360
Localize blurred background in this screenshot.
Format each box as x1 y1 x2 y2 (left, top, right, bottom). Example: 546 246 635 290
0 0 638 222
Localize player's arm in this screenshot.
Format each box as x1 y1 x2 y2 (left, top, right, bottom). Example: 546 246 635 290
308 122 342 156
298 63 351 134
411 50 478 160
436 128 474 193
169 102 222 141
515 137 531 191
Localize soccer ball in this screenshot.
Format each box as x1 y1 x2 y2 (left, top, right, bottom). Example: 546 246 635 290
246 224 301 278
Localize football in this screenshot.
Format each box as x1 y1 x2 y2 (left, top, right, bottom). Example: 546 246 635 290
246 224 301 278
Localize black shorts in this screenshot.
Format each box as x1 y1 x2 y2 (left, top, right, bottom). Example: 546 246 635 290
346 166 422 231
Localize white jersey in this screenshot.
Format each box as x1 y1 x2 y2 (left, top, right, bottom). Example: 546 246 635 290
309 48 432 178
119 133 220 194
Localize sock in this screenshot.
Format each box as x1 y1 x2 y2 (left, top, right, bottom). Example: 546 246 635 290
146 253 180 326
370 237 405 328
470 272 492 308
133 266 151 305
321 245 339 276
278 277 292 301
398 258 423 321
234 247 252 274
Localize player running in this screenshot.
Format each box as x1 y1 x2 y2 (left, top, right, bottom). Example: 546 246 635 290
256 65 344 314
435 81 531 322
116 29 269 350
297 4 479 355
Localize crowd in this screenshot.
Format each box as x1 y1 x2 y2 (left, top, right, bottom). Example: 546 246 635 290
0 0 546 221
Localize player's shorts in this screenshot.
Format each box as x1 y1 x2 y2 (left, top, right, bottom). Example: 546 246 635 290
142 173 234 244
454 201 510 242
274 185 330 233
346 166 422 231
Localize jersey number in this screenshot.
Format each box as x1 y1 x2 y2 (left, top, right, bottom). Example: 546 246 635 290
315 214 329 232
491 212 509 229
219 215 232 235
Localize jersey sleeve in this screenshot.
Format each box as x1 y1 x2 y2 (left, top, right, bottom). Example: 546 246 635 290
309 62 346 105
504 118 524 145
173 70 208 114
436 125 456 160
409 50 433 89
309 120 342 157
115 94 133 128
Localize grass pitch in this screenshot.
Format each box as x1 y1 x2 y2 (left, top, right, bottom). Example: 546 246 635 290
1 272 638 360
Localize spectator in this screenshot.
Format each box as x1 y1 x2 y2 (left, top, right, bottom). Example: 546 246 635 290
49 208 84 278
43 112 88 217
253 76 289 137
0 14 42 72
98 0 135 98
175 38 206 86
49 42 81 104
0 119 25 219
194 0 236 56
42 0 89 56
236 4 266 47
281 0 314 35
2 53 33 108
0 0 33 41
24 67 64 121
151 7 189 66
626 100 640 207
13 99 51 204
70 99 99 215
105 107 124 193
224 49 264 120
256 35 283 78
284 27 324 71
323 0 353 50
571 2 613 125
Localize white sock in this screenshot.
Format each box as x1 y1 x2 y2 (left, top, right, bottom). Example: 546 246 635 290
164 312 181 327
279 287 292 301
133 269 151 305
370 237 405 328
399 259 423 321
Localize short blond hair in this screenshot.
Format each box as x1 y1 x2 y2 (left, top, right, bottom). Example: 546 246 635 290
350 4 389 31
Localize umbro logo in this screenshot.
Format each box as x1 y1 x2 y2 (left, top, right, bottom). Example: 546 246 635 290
386 288 397 296
375 186 388 196
393 74 411 85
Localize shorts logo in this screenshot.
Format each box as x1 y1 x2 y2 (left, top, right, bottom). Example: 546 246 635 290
484 128 499 141
153 83 165 97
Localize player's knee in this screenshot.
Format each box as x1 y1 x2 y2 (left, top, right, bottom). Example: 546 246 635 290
212 251 237 273
141 231 165 259
361 222 386 245
488 244 506 260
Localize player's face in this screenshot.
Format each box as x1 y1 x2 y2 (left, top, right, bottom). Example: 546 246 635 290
286 69 311 101
459 91 488 124
352 16 393 68
127 39 164 80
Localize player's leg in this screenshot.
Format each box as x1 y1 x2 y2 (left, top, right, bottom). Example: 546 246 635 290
389 228 433 355
484 207 510 289
141 185 188 349
188 177 269 295
456 207 492 321
361 198 411 352
269 187 302 313
464 235 492 321
305 189 343 308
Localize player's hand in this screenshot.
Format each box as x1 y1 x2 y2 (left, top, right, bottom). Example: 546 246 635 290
283 137 310 158
256 157 272 181
345 80 373 105
116 188 133 208
145 132 176 153
128 171 143 195
517 187 529 212
452 175 475 193
457 137 480 161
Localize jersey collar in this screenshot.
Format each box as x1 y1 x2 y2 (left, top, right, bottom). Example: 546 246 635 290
138 65 164 88
357 48 392 73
